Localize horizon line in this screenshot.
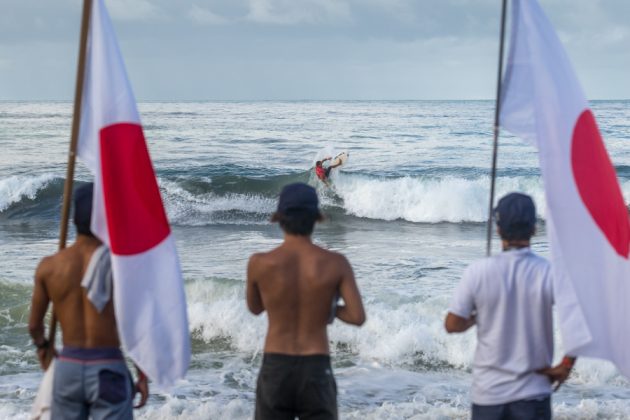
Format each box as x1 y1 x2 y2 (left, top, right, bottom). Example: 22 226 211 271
1 98 629 102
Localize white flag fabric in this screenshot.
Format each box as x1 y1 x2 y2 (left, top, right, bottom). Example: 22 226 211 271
500 0 630 377
77 0 190 388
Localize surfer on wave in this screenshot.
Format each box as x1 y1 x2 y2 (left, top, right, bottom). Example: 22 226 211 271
315 156 342 186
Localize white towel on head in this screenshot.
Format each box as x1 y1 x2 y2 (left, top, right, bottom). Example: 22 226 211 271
81 245 112 313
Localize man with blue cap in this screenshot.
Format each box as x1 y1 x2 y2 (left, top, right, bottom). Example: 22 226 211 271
28 183 148 419
247 182 366 420
444 192 576 420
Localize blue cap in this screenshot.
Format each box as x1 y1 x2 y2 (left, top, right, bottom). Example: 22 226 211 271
277 183 320 215
73 183 94 236
494 192 536 233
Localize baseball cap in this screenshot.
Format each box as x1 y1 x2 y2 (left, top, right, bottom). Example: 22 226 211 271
276 183 320 215
494 192 536 234
73 183 94 236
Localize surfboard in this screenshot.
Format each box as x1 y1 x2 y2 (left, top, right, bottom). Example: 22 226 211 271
330 152 349 167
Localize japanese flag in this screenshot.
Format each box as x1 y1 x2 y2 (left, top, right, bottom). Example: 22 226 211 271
500 0 630 376
77 0 190 388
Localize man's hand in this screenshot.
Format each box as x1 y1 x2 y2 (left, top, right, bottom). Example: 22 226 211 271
134 370 149 408
36 346 48 370
36 343 56 370
537 356 576 391
29 258 52 370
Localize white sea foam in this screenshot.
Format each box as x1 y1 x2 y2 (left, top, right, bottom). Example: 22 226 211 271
137 397 251 420
186 278 266 353
2 385 630 420
0 174 56 212
330 173 547 223
162 173 630 225
184 278 466 365
183 278 629 394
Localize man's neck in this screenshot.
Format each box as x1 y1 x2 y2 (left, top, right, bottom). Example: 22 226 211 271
74 234 102 247
501 239 530 251
283 233 313 246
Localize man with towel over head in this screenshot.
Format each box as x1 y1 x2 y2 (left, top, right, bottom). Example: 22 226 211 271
247 182 366 420
28 183 148 419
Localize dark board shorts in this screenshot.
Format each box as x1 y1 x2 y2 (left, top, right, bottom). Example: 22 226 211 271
255 353 337 420
472 395 551 420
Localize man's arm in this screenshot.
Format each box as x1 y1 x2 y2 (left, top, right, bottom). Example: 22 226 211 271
28 258 51 369
444 265 476 334
133 365 149 408
537 356 577 391
444 312 476 333
335 255 366 326
246 255 265 315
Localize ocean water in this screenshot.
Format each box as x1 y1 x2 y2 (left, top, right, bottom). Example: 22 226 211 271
1 100 630 419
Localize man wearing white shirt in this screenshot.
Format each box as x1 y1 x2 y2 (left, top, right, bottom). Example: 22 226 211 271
445 192 575 420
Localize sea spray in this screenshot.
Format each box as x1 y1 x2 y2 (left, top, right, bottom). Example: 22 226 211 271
0 174 57 212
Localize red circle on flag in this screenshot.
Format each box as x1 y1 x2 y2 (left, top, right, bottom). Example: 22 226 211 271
571 109 630 259
99 123 170 255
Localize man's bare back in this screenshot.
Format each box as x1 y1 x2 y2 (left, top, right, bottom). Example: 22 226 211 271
29 235 120 352
28 183 148 415
247 235 365 355
250 182 364 419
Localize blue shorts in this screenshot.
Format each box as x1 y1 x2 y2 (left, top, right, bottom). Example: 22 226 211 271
472 396 551 420
52 347 133 420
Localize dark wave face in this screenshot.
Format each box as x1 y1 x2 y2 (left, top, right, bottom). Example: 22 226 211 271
2 163 630 227
0 176 64 221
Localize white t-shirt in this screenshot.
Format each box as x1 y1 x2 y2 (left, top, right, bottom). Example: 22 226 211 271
449 248 554 405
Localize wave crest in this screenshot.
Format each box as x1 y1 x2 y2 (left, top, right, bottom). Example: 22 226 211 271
328 173 546 223
0 174 58 213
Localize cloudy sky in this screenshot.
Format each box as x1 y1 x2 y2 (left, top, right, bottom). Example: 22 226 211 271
1 0 628 100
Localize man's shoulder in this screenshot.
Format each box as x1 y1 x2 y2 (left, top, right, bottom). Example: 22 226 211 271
248 247 288 271
34 249 75 288
248 250 273 267
526 250 550 264
35 254 55 278
489 250 552 279
519 250 552 274
491 249 550 266
36 248 73 275
464 257 495 276
311 245 347 264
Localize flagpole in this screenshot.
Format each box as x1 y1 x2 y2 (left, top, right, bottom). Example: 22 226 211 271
486 0 508 257
44 0 93 369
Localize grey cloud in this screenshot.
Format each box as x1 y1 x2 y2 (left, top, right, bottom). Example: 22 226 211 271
0 0 628 100
107 0 165 21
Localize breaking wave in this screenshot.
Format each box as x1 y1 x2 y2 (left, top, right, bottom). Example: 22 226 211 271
4 169 630 225
0 174 58 213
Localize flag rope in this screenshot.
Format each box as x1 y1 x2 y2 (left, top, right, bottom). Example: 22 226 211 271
45 0 93 369
486 0 509 256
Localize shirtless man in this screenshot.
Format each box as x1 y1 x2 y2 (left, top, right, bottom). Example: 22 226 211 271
247 182 366 420
28 183 148 419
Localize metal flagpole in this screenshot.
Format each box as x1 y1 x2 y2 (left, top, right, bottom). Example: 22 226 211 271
486 0 509 256
44 0 93 369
